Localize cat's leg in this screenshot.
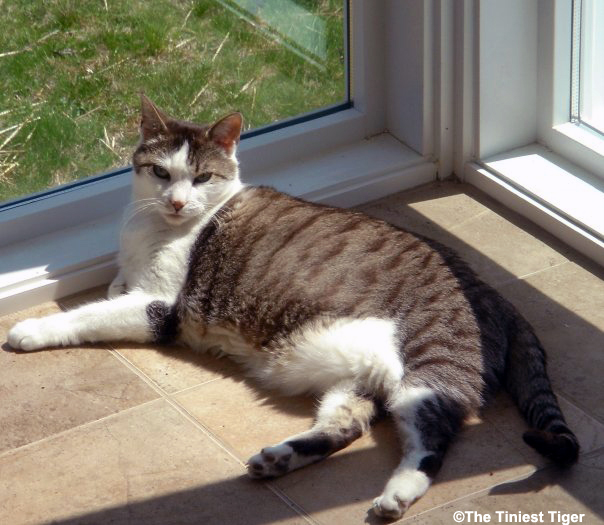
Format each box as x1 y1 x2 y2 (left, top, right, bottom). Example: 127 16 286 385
247 381 377 478
373 385 465 519
7 292 175 351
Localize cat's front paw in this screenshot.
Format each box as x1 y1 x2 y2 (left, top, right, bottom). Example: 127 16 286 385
7 318 53 351
247 444 294 479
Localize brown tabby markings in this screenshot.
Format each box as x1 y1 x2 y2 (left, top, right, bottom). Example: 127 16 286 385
134 104 579 517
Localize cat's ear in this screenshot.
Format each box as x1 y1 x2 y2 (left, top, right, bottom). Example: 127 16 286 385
207 112 243 154
139 94 170 140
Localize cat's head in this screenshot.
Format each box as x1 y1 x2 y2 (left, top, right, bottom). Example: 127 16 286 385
131 94 243 225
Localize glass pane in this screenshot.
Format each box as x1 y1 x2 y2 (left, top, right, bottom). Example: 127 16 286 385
572 0 604 134
580 0 604 134
0 0 347 204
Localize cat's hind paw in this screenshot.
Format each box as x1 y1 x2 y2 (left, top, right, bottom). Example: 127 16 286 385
372 468 430 519
7 318 52 351
372 495 410 520
246 444 294 479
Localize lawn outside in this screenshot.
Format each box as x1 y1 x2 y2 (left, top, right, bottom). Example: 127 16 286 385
0 0 345 203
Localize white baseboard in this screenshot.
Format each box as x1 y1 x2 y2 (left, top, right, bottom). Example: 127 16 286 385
0 133 435 316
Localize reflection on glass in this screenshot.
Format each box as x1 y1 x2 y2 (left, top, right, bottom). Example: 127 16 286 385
572 0 604 134
220 0 329 66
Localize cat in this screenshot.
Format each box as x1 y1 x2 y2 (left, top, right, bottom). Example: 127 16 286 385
8 95 579 520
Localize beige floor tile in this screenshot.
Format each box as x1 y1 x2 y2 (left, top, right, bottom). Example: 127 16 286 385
484 393 604 467
0 399 307 525
175 376 538 524
174 375 316 459
112 343 241 394
497 262 604 422
497 258 604 330
0 302 159 454
175 376 399 522
404 448 604 524
358 182 488 248
359 182 571 287
445 211 570 287
358 181 491 232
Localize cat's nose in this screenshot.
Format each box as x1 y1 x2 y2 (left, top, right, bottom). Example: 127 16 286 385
170 199 186 212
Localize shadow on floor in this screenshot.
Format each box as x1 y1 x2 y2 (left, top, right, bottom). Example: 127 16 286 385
8 181 604 524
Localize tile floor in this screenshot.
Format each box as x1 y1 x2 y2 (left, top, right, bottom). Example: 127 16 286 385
1 181 603 525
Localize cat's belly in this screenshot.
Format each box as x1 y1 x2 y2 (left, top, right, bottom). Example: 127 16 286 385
181 317 404 397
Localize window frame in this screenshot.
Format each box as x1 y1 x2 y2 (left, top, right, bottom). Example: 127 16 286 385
462 0 604 267
0 0 440 314
537 0 604 180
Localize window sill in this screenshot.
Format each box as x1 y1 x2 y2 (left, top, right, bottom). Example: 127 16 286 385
465 142 604 267
0 132 435 316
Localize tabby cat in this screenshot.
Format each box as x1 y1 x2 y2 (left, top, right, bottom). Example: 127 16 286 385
8 96 579 519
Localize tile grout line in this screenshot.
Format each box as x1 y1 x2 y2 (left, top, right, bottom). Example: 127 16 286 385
162 396 320 525
0 397 161 460
261 486 319 525
106 343 238 397
106 346 262 458
493 260 570 289
447 209 491 233
0 367 319 525
515 259 570 280
579 444 604 460
102 348 250 464
167 372 238 396
107 346 320 525
0 338 198 459
555 390 604 433
488 261 570 293
107 347 173 398
2 341 319 525
399 438 604 523
169 375 224 395
398 467 539 523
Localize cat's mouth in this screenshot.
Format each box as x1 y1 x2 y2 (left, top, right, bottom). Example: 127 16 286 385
163 211 192 224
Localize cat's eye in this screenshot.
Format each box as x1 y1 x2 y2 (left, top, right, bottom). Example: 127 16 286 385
152 165 170 180
194 172 213 185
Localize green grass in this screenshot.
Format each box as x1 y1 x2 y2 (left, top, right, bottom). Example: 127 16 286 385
0 0 346 203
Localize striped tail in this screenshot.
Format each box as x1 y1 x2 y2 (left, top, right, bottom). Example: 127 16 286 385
504 314 579 466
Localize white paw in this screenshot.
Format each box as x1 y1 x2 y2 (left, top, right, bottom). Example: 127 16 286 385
247 443 294 479
7 318 52 351
372 494 410 520
373 469 430 519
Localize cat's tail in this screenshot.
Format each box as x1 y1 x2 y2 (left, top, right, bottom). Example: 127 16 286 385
504 313 579 467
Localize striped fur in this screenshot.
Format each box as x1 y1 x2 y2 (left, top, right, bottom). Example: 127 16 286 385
7 97 579 520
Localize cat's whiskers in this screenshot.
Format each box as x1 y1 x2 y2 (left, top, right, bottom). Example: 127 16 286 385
122 198 163 227
122 206 157 227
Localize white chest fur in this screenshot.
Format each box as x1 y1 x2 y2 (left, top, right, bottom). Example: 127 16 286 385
119 175 243 301
118 214 203 300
